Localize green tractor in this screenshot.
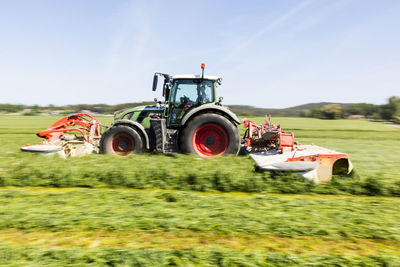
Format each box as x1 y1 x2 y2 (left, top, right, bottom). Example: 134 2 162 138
22 64 353 183
99 64 241 157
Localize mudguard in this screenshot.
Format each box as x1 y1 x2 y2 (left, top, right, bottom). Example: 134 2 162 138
181 104 241 126
113 119 150 149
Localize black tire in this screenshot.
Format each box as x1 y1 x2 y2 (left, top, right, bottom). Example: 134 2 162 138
181 113 240 157
100 125 143 155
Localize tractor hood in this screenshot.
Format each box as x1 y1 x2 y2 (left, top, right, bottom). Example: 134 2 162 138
113 108 131 120
114 105 164 122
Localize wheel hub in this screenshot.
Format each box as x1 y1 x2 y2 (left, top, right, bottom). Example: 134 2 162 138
112 133 134 155
205 136 215 146
192 123 228 157
117 140 128 151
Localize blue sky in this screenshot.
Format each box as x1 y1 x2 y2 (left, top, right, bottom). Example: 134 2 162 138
0 0 399 108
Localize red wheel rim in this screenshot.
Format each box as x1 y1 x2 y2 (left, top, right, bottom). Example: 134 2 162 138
111 133 134 155
192 123 228 157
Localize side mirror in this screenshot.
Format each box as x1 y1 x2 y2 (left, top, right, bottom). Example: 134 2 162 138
152 74 158 91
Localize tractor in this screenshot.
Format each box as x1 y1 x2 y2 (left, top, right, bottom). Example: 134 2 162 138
21 64 353 183
99 64 241 158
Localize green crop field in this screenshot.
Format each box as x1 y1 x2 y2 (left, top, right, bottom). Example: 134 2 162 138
0 115 399 266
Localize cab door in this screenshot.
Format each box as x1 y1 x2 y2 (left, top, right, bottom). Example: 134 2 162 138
168 80 200 127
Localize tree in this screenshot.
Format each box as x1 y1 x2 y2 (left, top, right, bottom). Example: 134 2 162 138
346 104 363 115
299 110 309 117
345 103 378 117
320 104 342 119
360 103 378 116
390 96 400 118
310 108 322 118
379 96 399 120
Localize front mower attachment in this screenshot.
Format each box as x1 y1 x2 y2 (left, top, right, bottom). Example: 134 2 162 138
20 113 101 158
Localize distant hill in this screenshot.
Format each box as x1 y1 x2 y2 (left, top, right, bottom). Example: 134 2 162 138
228 102 355 117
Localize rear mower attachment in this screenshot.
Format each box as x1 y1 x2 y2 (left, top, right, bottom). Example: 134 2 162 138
242 116 353 183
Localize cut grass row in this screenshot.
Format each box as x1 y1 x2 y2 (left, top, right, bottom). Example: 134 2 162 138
0 245 399 267
0 188 399 240
1 229 399 256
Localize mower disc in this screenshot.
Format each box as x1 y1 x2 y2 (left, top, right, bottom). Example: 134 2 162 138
20 145 63 153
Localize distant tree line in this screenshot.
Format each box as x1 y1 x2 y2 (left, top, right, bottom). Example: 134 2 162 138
305 96 400 121
0 104 27 113
0 102 153 116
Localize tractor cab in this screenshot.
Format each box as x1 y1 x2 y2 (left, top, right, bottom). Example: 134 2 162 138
167 75 220 126
152 64 222 127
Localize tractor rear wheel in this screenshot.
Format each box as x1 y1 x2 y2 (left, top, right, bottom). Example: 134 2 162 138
181 113 240 157
100 125 143 156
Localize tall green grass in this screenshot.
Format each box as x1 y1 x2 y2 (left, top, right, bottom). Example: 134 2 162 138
0 116 399 196
0 153 399 196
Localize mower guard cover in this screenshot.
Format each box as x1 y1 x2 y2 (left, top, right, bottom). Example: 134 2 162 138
250 145 353 183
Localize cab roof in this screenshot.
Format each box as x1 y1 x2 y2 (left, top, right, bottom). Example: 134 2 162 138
171 74 221 81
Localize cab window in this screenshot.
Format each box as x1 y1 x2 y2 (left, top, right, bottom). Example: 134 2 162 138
171 79 214 105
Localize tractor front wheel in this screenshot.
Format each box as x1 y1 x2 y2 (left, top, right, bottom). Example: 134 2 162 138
181 114 240 158
100 125 143 156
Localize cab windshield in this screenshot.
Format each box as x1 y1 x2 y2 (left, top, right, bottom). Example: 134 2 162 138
170 79 214 105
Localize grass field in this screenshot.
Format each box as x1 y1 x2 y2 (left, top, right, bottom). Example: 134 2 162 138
0 115 399 266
